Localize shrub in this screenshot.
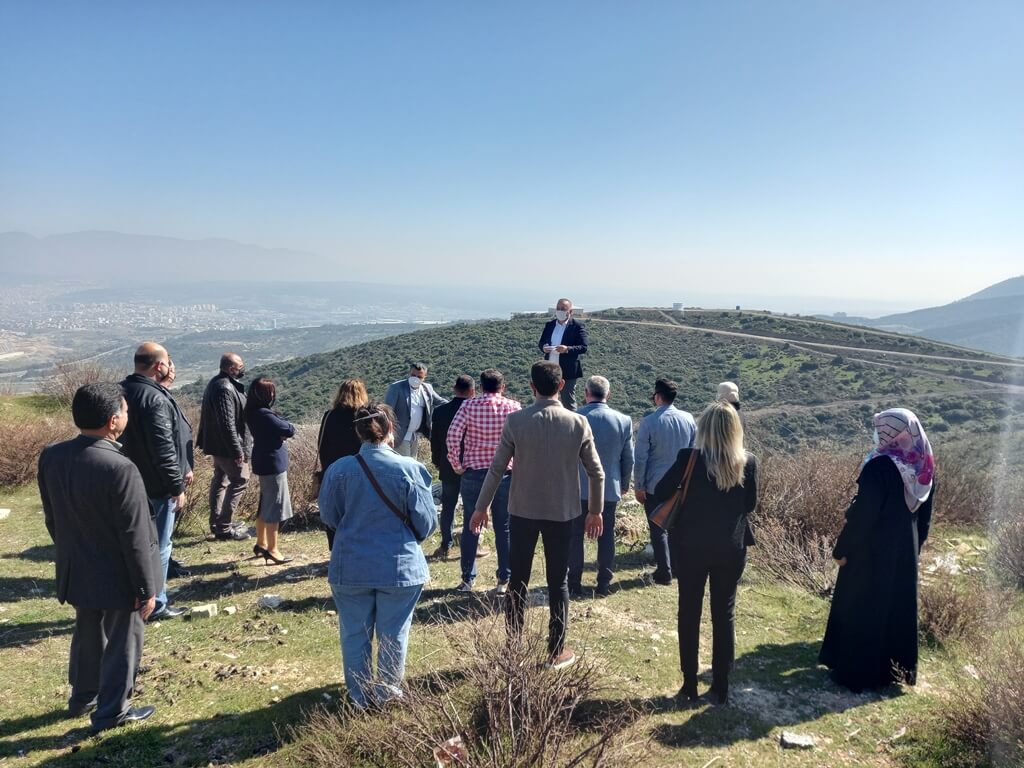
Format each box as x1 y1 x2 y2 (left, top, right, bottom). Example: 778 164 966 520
295 615 642 767
930 628 1024 768
992 516 1024 590
0 415 76 486
918 573 986 646
43 361 121 407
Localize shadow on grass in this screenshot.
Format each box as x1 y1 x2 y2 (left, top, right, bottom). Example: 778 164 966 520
1 544 55 563
0 685 343 764
0 575 56 602
0 617 75 650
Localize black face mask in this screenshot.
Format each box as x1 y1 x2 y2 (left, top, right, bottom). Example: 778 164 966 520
236 369 246 380
732 401 741 411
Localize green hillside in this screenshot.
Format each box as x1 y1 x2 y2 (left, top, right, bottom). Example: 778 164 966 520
234 311 1024 451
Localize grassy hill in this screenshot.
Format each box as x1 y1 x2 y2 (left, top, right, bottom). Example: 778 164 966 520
233 309 1024 452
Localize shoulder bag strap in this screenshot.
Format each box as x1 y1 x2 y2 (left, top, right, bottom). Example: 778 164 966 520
355 454 422 540
677 449 699 507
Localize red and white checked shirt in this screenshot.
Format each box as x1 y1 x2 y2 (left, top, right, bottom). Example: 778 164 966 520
446 393 522 472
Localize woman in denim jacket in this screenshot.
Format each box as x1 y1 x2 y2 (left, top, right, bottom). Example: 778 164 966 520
319 402 437 709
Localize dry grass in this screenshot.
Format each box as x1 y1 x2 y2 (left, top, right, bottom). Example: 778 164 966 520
295 614 644 768
918 572 986 646
42 360 120 407
991 515 1024 590
0 414 75 486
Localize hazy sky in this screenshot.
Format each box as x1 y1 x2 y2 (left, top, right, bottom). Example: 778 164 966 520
1 2 1021 311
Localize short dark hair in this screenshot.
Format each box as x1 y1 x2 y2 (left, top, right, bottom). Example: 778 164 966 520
654 377 678 403
245 377 276 412
531 361 562 396
454 374 474 394
480 368 504 394
353 402 396 444
409 363 427 374
72 382 124 430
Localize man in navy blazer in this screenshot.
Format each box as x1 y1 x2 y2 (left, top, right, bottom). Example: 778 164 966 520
568 376 634 596
538 298 589 410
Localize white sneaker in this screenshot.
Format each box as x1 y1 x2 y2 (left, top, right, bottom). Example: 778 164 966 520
545 648 576 671
456 581 475 593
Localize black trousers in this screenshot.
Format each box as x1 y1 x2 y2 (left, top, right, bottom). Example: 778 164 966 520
643 498 673 582
69 606 144 730
506 514 573 656
673 547 746 697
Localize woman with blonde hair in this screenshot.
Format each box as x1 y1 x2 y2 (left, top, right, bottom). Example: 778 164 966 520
653 400 757 706
317 379 370 549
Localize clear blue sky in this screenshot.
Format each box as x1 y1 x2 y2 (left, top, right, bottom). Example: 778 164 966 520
1 1 1021 312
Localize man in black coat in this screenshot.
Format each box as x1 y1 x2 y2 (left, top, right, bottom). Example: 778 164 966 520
429 374 475 560
120 342 189 620
196 352 252 541
38 382 160 733
538 297 589 411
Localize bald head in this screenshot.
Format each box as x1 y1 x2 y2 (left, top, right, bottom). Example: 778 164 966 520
220 353 245 379
134 342 169 379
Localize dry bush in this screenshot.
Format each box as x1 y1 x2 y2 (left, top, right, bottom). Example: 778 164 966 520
932 445 997 525
750 450 859 596
991 515 1024 590
296 614 643 767
43 361 120 407
918 573 986 646
936 627 1024 768
0 415 76 486
284 424 321 526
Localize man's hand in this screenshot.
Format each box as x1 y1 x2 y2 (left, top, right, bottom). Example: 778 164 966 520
235 456 245 466
585 512 603 539
635 489 647 504
469 509 489 535
172 493 186 509
136 596 157 621
555 344 569 354
184 471 194 487
453 466 465 476
835 557 848 567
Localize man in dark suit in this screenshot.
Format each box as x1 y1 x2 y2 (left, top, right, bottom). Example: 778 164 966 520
538 298 589 411
429 374 475 560
384 363 448 457
38 382 160 733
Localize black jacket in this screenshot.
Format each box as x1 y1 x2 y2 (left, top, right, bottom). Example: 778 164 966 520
120 373 186 497
430 396 468 483
164 384 194 474
196 372 251 460
538 318 588 380
654 448 758 560
38 435 161 609
318 406 361 471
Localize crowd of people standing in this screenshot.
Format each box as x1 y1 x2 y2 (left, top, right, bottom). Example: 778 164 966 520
36 296 937 730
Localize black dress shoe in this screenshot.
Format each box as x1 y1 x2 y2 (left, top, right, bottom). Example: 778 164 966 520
91 705 156 733
700 688 728 706
674 686 699 708
595 583 611 597
167 558 191 578
68 701 97 718
149 605 187 621
214 528 252 541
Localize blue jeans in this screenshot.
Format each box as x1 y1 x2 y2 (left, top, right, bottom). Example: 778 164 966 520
459 469 511 585
330 583 423 709
149 495 177 612
568 500 618 589
439 478 461 550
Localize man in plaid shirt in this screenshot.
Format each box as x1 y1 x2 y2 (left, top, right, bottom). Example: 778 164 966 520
447 368 522 593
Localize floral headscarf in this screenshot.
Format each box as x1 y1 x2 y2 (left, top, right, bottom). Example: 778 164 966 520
865 408 935 513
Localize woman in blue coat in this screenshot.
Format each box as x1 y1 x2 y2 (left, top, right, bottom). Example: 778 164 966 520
244 377 296 564
319 402 437 709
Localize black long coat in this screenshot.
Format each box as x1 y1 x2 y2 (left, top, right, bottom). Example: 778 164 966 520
819 456 934 691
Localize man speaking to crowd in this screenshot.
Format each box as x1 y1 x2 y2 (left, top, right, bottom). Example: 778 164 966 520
538 298 588 411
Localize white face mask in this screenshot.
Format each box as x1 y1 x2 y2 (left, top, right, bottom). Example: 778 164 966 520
408 376 423 389
555 309 569 322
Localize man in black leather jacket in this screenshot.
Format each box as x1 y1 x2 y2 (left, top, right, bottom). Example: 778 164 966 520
196 353 253 541
120 342 189 620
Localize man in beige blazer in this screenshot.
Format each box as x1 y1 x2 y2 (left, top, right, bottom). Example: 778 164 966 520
471 361 604 669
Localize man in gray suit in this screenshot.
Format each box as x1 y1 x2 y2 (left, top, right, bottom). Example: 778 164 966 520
568 376 634 597
384 363 447 457
471 361 604 670
37 382 160 733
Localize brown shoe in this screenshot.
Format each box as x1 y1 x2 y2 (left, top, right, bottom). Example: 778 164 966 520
430 546 450 561
545 648 576 671
475 546 492 559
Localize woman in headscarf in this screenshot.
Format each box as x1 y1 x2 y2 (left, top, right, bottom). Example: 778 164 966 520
819 408 936 692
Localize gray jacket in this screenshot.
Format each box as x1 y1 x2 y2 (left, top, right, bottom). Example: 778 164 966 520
384 378 447 440
38 435 161 609
577 402 634 502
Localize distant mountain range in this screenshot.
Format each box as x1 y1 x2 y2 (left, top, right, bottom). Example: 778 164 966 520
824 276 1024 358
0 230 329 281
